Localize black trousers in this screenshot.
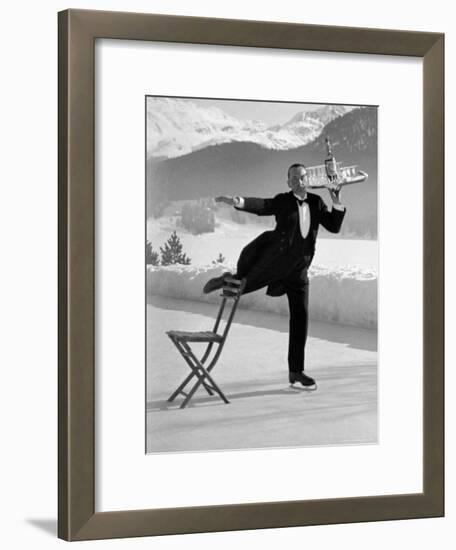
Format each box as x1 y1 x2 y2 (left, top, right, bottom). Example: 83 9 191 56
285 283 309 373
235 237 310 373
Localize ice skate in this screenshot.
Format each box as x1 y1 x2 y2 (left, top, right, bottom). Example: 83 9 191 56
289 372 317 391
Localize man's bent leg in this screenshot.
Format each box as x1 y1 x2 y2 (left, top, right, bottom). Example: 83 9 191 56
204 232 272 294
236 231 272 279
203 271 233 294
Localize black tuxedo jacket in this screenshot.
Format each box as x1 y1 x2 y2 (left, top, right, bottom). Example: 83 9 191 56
235 191 346 296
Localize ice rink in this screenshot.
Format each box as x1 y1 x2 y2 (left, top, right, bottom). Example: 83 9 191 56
146 296 377 454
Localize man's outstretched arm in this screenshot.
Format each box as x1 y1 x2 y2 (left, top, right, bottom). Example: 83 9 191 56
215 195 278 216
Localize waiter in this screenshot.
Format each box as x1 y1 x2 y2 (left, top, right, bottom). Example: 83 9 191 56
203 163 346 389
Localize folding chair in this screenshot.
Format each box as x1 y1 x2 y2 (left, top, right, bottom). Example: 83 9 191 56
166 277 245 409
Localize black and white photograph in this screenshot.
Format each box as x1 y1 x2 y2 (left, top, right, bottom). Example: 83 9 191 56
1 0 449 546
146 96 378 453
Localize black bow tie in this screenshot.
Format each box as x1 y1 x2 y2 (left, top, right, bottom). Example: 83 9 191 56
296 197 308 206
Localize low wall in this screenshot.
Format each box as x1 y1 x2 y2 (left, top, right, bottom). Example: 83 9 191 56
147 264 377 329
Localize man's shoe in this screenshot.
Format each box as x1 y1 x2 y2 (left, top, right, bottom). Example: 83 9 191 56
289 372 316 387
203 272 232 294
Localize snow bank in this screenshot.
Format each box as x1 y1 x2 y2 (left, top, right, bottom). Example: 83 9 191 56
147 264 377 329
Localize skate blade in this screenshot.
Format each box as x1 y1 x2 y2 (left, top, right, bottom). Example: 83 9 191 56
289 383 317 392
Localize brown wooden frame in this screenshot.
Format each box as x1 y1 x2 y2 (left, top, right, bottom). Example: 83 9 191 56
58 9 444 541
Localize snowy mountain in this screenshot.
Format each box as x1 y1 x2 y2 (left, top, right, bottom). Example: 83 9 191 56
269 104 351 130
147 97 352 159
307 106 377 154
147 106 378 238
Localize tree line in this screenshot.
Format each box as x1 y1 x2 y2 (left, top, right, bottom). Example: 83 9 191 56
146 231 226 266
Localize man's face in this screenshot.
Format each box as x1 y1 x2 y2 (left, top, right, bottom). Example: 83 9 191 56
287 165 309 196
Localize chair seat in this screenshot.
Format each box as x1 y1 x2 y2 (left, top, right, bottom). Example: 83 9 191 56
166 278 245 408
167 330 223 343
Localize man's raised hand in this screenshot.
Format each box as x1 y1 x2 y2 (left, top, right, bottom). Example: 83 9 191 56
215 196 236 206
326 183 342 206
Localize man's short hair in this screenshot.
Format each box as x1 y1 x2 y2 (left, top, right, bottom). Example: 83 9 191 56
287 163 306 178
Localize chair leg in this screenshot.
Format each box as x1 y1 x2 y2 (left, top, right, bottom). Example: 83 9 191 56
167 338 229 408
168 370 214 401
167 338 215 402
179 344 229 409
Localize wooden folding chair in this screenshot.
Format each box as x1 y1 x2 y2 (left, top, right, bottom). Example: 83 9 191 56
166 277 245 408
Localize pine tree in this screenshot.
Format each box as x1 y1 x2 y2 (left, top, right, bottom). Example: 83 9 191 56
212 252 226 264
160 231 191 266
146 241 160 265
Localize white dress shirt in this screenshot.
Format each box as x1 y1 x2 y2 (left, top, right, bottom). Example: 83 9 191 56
234 194 345 239
293 194 311 239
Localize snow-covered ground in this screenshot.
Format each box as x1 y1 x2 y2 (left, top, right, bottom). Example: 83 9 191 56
147 217 378 271
147 296 377 453
147 263 377 329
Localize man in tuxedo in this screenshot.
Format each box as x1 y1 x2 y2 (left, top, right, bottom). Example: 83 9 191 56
203 163 346 388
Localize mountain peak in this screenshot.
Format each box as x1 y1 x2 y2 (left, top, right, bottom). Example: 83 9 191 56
147 98 356 159
286 111 312 124
283 105 352 127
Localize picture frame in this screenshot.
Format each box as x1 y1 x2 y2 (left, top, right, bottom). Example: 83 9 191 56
58 8 444 541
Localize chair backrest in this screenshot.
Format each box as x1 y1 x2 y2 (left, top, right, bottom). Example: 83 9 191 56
212 277 245 343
